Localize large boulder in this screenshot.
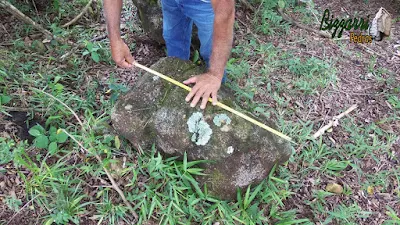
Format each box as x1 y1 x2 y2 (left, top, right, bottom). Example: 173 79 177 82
111 57 292 200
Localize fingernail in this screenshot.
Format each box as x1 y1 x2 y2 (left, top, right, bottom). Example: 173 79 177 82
185 98 189 102
190 104 195 107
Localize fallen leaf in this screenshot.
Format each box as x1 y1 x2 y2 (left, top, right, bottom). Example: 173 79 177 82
326 183 343 194
115 135 121 149
367 186 374 195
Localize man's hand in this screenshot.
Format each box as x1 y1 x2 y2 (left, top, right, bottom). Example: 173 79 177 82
183 73 222 109
111 39 135 68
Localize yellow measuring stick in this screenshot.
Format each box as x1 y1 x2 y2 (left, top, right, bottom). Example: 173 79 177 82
133 62 294 143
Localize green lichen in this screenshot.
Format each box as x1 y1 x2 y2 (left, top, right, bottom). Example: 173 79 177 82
187 112 212 146
213 114 231 127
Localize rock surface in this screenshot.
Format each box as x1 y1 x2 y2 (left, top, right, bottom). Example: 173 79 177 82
131 0 164 43
111 57 292 200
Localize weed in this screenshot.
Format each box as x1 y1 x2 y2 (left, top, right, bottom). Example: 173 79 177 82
4 196 23 212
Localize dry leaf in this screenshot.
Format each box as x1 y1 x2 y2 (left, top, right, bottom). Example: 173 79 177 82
367 186 374 195
326 183 343 194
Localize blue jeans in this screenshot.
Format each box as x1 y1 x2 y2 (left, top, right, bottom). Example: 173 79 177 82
161 0 227 82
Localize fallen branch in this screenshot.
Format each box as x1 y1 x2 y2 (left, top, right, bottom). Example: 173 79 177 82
0 0 52 37
312 104 358 139
277 7 331 38
62 0 94 28
2 106 46 112
0 0 73 46
90 31 127 42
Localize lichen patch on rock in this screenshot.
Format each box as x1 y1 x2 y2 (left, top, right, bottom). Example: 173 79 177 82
187 112 213 146
213 114 232 127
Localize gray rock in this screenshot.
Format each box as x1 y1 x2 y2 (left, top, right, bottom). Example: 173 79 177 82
111 57 292 200
131 0 164 43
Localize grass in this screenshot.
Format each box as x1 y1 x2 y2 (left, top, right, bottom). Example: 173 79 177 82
1 0 399 224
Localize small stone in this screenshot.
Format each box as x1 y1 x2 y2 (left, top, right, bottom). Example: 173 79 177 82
0 181 5 189
326 183 343 194
227 146 234 154
124 104 133 110
31 40 47 53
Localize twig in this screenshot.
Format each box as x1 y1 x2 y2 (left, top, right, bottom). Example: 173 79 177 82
330 87 385 96
312 104 358 139
90 31 126 42
358 44 386 58
90 33 108 42
31 87 87 131
239 0 255 12
277 8 331 38
30 0 39 17
236 17 263 44
1 106 46 112
1 24 10 35
62 129 139 221
62 0 94 28
6 196 38 225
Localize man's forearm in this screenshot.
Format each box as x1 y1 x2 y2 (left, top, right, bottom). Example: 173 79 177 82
209 1 235 79
103 0 123 43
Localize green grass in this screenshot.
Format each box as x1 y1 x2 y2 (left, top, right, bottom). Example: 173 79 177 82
1 0 399 224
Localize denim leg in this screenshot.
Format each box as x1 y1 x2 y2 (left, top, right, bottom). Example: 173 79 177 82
181 0 227 83
181 1 213 66
161 0 193 60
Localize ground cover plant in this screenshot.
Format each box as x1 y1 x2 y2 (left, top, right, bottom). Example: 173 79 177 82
0 0 399 224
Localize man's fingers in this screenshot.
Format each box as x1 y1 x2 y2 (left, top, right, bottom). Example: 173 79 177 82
126 54 135 64
212 91 218 105
119 60 133 68
190 89 205 108
200 92 211 109
185 85 200 102
183 76 198 85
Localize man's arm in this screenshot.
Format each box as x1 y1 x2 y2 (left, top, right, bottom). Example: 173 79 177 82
184 0 235 109
103 0 134 68
209 0 235 79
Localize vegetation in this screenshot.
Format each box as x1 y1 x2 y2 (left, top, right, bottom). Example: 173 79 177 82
0 0 399 224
